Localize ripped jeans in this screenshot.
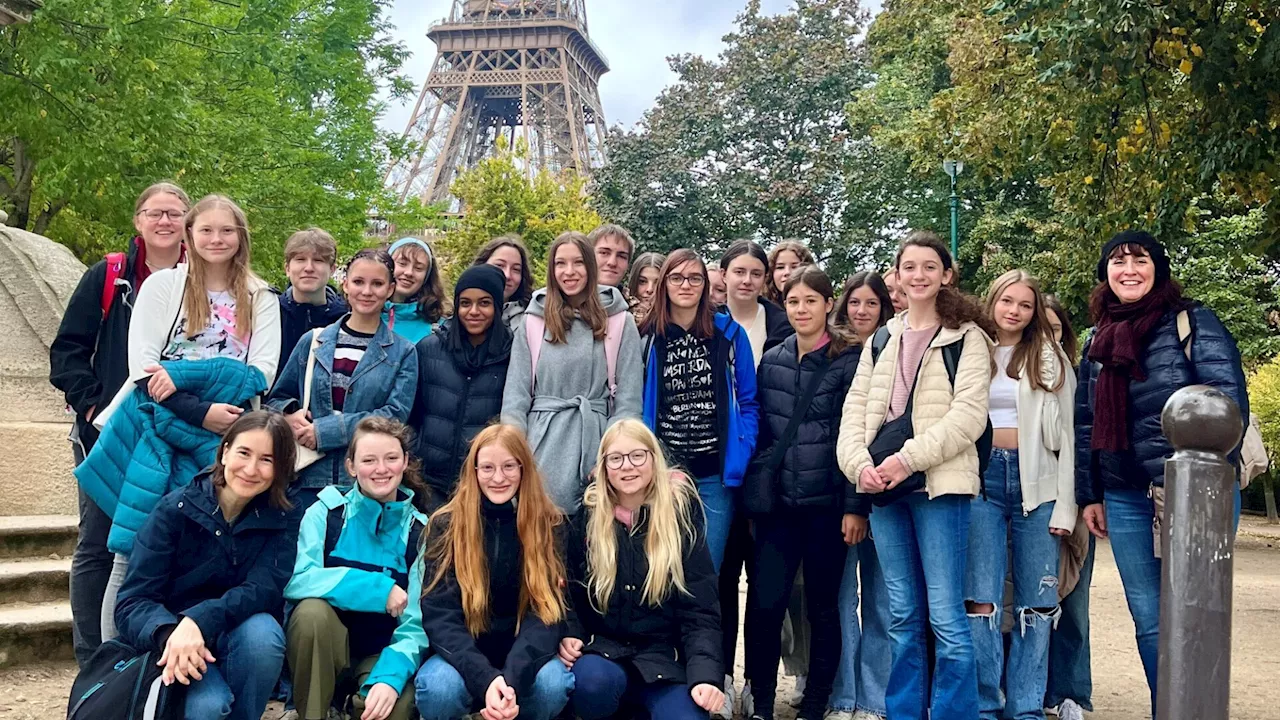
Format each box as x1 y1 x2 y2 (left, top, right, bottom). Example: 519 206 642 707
965 448 1061 720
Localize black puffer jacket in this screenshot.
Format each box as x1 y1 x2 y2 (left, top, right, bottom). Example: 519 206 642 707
410 321 512 503
565 504 723 690
756 336 866 515
1074 303 1249 506
418 499 563 703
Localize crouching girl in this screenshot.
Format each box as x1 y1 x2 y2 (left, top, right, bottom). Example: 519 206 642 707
414 425 575 720
559 419 725 720
113 411 300 720
284 417 429 720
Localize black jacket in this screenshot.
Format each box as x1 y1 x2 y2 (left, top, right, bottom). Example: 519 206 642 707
276 285 349 374
114 475 300 650
410 322 512 504
1074 303 1249 506
418 499 563 703
756 337 867 515
565 506 723 690
49 240 143 448
760 298 794 353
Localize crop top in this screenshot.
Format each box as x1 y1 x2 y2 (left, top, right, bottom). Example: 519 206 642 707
989 345 1018 429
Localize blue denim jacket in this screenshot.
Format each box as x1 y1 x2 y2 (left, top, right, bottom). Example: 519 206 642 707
268 316 418 489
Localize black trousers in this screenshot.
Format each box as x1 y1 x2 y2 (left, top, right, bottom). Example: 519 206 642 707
720 500 755 678
743 506 847 719
70 428 113 668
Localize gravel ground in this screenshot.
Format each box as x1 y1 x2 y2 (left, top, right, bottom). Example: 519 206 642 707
7 523 1280 720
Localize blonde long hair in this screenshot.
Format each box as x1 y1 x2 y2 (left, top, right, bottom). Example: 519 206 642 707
423 425 567 636
983 268 1063 392
582 419 701 611
182 195 260 339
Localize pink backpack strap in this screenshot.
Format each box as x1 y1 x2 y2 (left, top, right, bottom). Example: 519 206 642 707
525 314 547 393
603 312 627 399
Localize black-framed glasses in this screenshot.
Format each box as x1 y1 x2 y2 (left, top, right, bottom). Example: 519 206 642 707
604 449 652 470
136 209 185 221
477 460 522 479
666 274 706 288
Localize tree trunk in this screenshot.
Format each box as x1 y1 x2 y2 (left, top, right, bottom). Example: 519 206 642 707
5 137 36 230
1264 474 1278 525
31 199 67 236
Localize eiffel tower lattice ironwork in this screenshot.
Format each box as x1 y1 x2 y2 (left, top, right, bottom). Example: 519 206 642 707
386 0 610 205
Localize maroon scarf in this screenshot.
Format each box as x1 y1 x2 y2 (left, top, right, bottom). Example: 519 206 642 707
1087 284 1183 451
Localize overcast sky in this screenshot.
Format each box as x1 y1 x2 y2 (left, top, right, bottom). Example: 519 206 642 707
378 0 882 135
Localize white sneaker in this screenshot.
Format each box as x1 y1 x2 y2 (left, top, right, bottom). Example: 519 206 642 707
713 674 736 719
786 675 808 707
852 712 886 720
823 711 855 720
1058 699 1085 720
740 681 755 717
276 711 299 720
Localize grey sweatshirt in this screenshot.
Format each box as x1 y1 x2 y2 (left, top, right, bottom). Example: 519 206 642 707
501 286 642 512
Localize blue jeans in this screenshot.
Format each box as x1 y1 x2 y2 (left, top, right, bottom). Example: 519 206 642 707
697 475 732 573
966 449 1060 720
1046 534 1095 711
1105 487 1162 714
413 655 573 720
571 654 708 720
830 537 890 716
870 492 977 720
184 613 285 720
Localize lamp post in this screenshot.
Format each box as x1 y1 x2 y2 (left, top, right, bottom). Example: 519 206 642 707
943 159 963 260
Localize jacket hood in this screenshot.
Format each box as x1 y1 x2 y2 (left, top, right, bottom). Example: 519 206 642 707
525 285 630 319
433 317 514 364
280 285 346 315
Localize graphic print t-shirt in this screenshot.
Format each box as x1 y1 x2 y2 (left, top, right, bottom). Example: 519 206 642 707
657 327 719 478
163 290 249 362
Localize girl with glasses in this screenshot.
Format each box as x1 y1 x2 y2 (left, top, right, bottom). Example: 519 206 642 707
638 249 760 574
413 425 575 720
560 419 725 720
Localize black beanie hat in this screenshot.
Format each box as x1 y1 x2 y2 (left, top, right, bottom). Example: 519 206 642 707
454 264 506 307
1096 230 1170 284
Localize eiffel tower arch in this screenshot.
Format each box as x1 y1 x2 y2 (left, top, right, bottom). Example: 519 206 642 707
386 0 610 206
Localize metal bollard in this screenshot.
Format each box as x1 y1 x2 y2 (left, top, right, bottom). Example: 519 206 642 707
1157 384 1243 720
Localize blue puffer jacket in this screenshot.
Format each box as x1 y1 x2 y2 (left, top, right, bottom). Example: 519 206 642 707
284 485 429 696
75 357 268 555
1074 303 1249 506
641 313 760 487
115 475 300 649
267 317 418 490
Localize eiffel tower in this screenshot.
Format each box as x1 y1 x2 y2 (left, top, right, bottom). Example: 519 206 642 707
386 0 610 205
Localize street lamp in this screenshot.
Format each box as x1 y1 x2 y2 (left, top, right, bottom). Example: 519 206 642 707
943 159 964 260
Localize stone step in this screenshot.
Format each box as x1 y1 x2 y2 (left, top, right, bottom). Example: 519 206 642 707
0 557 71 605
0 515 77 560
0 601 74 668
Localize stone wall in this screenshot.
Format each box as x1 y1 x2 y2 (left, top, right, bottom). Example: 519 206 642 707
0 227 86 516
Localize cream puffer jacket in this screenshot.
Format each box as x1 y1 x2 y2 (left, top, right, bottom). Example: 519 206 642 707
837 318 992 498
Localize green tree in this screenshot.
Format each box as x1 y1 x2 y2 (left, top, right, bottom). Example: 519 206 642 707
438 136 602 284
1 0 421 286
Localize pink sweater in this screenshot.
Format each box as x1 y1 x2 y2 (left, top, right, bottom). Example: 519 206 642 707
886 324 937 421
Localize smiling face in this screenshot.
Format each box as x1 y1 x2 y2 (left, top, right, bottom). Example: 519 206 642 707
457 288 496 338
708 268 727 306
346 432 407 503
666 260 706 311
897 245 953 307
594 234 631 287
772 250 804 293
847 285 883 339
190 207 242 268
219 428 276 502
883 270 908 312
342 258 396 318
476 442 521 505
486 246 524 302
603 434 654 507
287 251 333 295
994 281 1037 337
636 267 661 304
726 255 767 303
1107 247 1156 304
554 242 589 299
392 246 429 301
785 282 833 337
134 192 187 254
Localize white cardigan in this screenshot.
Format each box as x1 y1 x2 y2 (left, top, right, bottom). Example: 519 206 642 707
1007 340 1077 532
94 264 281 428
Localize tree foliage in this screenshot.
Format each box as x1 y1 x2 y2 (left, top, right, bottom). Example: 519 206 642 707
1 0 426 286
438 136 602 285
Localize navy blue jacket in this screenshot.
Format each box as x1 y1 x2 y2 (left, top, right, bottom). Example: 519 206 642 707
1074 304 1249 506
114 475 301 650
756 336 867 515
277 285 349 374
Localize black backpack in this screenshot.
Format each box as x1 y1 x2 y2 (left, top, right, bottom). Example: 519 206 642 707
67 639 185 720
869 327 994 489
